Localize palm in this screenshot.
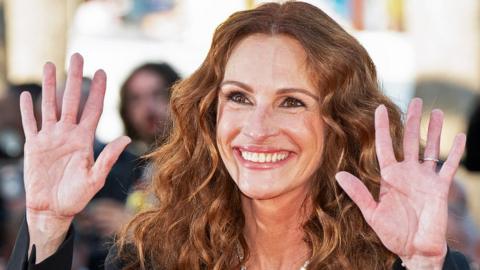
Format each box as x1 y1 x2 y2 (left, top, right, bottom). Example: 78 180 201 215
25 125 94 216
369 162 448 256
336 99 465 264
20 54 129 219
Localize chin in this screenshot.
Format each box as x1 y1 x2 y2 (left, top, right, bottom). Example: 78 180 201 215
236 179 282 200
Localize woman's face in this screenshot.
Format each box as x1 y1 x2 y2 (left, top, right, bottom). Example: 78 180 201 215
216 34 324 200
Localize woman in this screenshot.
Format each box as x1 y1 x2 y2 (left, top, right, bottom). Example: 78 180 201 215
7 2 469 269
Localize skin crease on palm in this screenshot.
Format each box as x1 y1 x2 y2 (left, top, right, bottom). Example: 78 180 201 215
18 38 466 268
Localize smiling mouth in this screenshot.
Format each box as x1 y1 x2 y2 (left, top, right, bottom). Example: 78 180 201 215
240 150 289 163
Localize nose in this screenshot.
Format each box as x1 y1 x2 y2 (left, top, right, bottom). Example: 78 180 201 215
242 105 279 141
145 96 161 112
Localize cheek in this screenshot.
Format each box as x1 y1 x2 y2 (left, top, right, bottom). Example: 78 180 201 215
126 108 140 123
158 99 169 109
216 107 246 181
216 106 246 146
156 102 169 117
133 109 145 122
280 112 323 141
303 115 324 149
282 113 324 162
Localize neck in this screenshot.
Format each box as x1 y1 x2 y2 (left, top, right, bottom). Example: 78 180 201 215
241 190 311 270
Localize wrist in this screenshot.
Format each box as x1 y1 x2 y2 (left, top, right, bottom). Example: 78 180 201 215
400 244 447 270
26 210 73 263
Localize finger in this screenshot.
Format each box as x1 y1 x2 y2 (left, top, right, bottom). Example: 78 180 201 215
423 109 443 169
439 133 466 180
19 92 38 137
375 104 397 169
41 62 58 126
403 98 423 161
61 53 84 123
79 69 106 130
335 171 377 224
91 136 131 188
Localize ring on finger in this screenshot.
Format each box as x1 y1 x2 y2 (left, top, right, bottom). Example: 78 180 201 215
422 157 440 163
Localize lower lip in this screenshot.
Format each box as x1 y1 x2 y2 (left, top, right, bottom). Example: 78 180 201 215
233 148 294 170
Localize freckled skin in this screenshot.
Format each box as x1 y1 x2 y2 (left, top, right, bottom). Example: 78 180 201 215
216 34 324 200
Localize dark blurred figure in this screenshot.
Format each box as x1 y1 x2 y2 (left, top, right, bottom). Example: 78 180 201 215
119 63 180 155
0 84 41 159
8 83 41 101
0 84 41 269
466 99 480 171
84 63 180 270
447 180 480 269
0 93 22 161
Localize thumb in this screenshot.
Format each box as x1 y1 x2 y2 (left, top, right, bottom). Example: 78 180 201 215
335 171 377 224
91 136 131 189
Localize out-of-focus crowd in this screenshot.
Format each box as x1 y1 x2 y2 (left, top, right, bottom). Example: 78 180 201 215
0 62 180 270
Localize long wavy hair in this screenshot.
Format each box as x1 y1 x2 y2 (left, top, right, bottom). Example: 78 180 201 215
116 2 404 269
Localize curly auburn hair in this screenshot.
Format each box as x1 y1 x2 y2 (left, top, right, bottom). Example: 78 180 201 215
116 2 404 269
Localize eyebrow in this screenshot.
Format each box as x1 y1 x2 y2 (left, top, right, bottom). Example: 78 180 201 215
220 80 319 100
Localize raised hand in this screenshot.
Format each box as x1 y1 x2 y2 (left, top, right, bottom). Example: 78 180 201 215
336 98 466 269
20 53 130 262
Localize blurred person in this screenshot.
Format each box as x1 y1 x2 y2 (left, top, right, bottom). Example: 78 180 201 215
104 62 181 234
447 180 480 269
0 84 41 269
115 62 181 223
54 77 142 270
119 63 180 156
0 84 42 160
465 99 480 171
76 62 183 269
8 84 42 103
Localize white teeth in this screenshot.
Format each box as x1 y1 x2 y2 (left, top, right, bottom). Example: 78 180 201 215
240 150 289 163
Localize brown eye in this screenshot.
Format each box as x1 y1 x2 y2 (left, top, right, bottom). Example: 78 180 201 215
280 97 305 108
228 91 251 104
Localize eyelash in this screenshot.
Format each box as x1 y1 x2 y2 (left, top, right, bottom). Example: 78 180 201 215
280 97 305 108
226 91 306 108
227 91 251 104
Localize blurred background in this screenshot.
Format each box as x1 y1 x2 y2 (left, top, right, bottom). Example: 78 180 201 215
0 0 480 269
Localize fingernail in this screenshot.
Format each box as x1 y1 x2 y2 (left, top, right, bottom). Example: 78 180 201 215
375 104 386 115
412 97 423 106
430 109 444 117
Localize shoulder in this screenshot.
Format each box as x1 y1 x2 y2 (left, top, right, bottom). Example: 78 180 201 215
443 250 471 269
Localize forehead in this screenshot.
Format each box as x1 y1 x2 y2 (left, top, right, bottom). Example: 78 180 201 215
127 70 166 94
223 34 314 91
